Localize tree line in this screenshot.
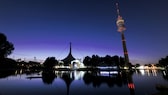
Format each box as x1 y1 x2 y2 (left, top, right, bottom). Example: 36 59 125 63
83 55 125 67
1 32 168 69
0 32 127 69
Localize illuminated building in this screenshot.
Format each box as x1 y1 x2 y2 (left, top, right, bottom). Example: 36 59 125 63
62 42 76 66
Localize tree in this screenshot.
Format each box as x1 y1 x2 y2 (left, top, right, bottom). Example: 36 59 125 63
91 55 100 67
104 55 112 66
113 55 120 66
43 57 58 68
0 33 14 59
135 63 140 68
159 56 168 67
119 56 125 67
83 56 91 67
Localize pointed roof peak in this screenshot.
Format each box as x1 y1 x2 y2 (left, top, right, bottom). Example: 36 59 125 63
70 42 72 54
62 42 75 65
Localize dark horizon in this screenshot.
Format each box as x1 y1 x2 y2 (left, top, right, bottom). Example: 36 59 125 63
0 0 168 64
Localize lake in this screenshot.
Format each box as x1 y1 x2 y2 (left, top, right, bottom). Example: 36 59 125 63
0 69 168 95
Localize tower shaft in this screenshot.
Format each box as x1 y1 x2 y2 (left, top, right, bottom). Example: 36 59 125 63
121 32 129 66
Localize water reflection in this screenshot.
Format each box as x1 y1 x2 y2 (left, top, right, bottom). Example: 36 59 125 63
55 70 135 95
135 69 158 76
83 71 124 87
0 69 168 95
162 69 168 81
1 69 167 82
0 70 15 78
61 71 74 95
42 70 56 84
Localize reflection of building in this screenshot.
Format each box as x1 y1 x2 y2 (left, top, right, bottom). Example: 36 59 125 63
83 71 135 95
136 69 157 76
83 71 123 87
57 71 85 95
162 70 168 81
61 72 74 95
62 43 75 66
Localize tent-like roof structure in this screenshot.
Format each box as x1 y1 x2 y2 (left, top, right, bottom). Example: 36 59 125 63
62 43 75 66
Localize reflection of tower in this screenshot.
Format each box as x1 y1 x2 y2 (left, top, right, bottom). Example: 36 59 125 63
116 2 130 68
62 42 76 66
126 71 135 95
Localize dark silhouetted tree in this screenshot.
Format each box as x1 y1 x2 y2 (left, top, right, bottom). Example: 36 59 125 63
0 33 14 59
113 55 120 66
135 63 140 68
148 64 152 67
83 56 92 67
119 56 125 67
91 55 100 67
104 55 112 66
159 56 168 67
83 55 126 67
43 57 58 68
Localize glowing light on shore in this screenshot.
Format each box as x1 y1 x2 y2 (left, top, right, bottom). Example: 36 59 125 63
138 65 144 69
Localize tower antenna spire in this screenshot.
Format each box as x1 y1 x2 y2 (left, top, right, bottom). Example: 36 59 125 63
116 2 120 17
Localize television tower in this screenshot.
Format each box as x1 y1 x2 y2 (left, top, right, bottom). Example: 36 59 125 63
116 2 130 68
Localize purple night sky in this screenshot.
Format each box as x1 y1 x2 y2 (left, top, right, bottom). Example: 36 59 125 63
0 0 168 64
